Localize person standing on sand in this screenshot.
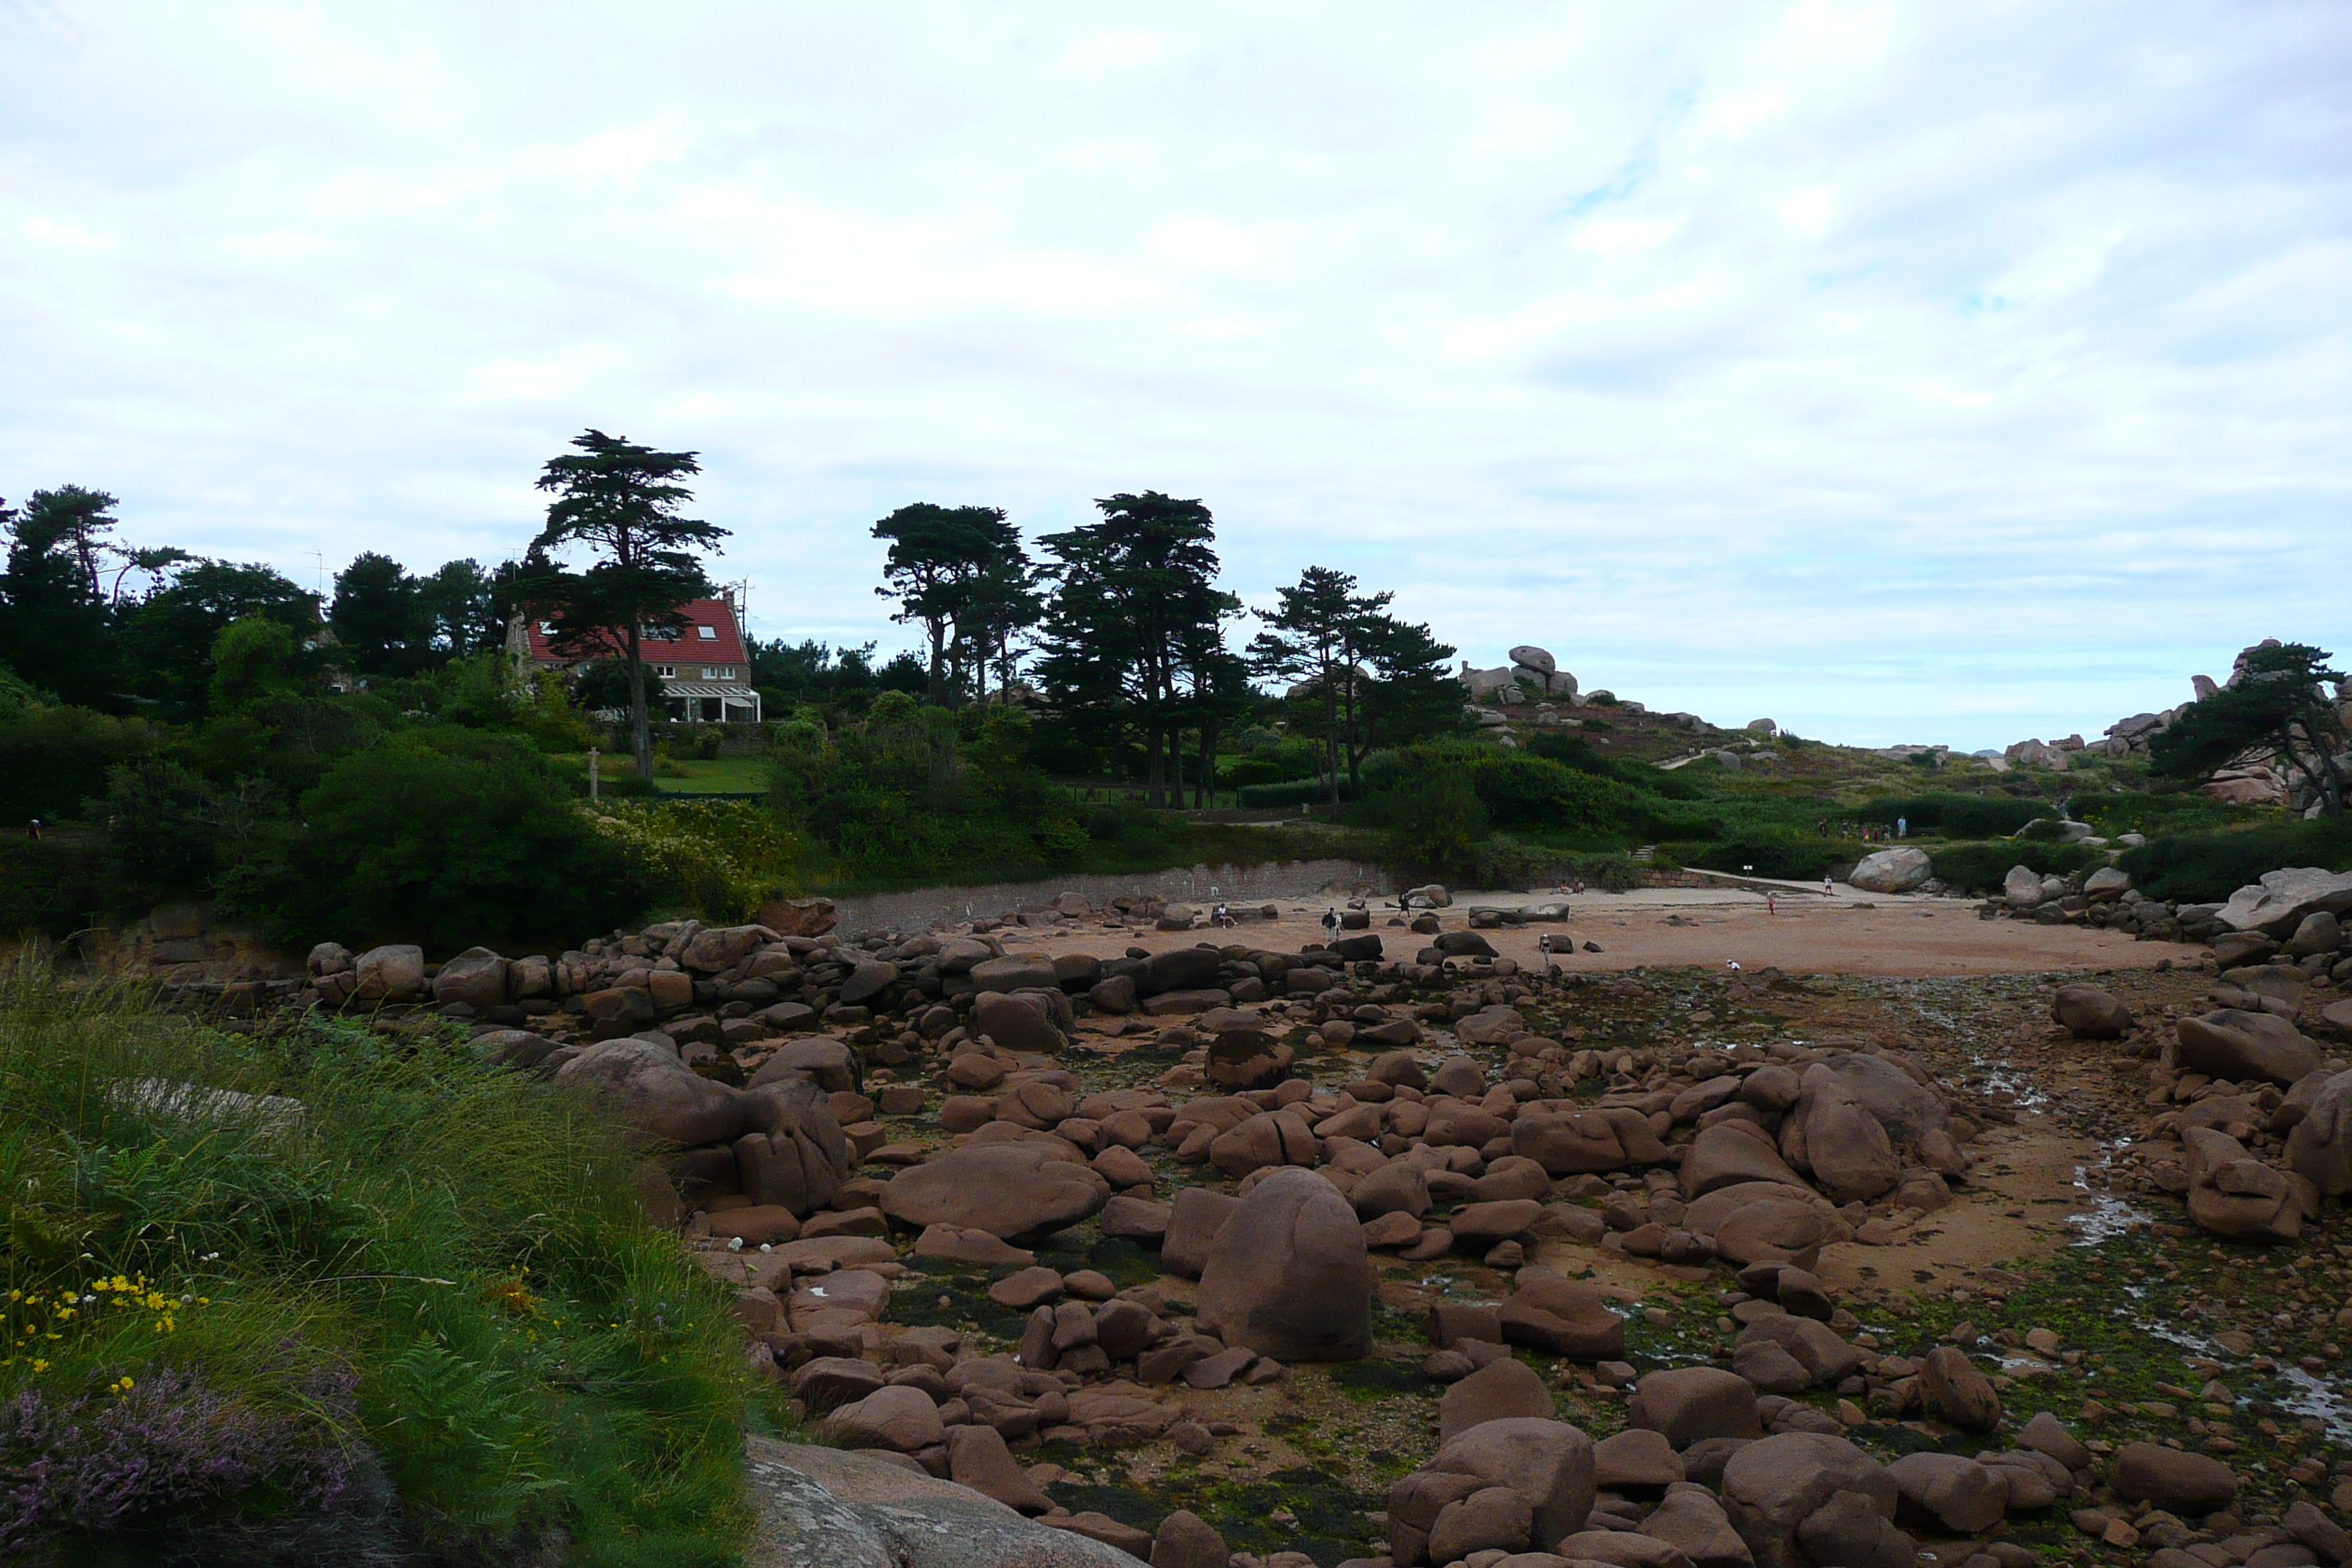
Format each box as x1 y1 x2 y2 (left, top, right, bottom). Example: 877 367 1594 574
1823 873 1834 896
1766 893 1776 916
1321 908 1339 943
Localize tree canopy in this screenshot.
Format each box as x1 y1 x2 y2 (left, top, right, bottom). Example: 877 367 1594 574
2152 641 2348 817
521 429 726 778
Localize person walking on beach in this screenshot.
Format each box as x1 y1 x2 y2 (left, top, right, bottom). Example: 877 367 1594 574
1321 908 1340 944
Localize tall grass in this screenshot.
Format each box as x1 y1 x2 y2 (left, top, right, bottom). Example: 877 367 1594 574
0 965 766 1564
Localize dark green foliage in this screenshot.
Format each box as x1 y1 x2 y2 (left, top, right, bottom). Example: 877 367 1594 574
520 430 725 780
769 698 1090 883
2152 642 2347 817
117 560 321 715
218 731 651 948
870 502 1039 705
1033 492 1241 808
2118 819 2352 903
328 551 432 676
1247 565 1460 806
99 761 278 888
1926 839 2106 894
0 488 121 706
0 703 157 823
1672 832 1854 881
1237 778 1357 807
1362 769 1486 875
1853 792 2046 838
0 835 107 936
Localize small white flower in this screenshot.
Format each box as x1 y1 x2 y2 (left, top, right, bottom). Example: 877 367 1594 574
725 1236 744 1251
758 1243 773 1253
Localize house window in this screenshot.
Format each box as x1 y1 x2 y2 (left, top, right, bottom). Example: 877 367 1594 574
701 666 721 680
697 625 717 640
654 665 676 678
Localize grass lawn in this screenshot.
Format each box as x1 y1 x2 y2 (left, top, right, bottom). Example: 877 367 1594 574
652 757 770 794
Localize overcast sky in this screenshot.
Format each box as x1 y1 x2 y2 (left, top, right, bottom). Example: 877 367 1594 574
3 2 2346 748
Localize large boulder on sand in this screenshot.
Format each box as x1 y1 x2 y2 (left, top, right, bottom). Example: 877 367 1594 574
880 1143 1109 1244
2175 1011 2321 1086
554 1039 747 1147
2051 984 2134 1039
1684 1182 1850 1270
1847 848 1931 894
1196 1168 1372 1361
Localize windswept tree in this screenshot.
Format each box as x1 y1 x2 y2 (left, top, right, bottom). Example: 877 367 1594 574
520 429 725 779
1248 565 1459 804
2152 641 2348 818
871 503 1036 704
1 489 123 705
1033 492 1239 807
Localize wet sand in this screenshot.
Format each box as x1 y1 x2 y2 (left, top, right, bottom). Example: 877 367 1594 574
1019 889 2208 979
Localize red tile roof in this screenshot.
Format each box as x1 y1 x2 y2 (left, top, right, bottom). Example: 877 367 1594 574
523 597 747 668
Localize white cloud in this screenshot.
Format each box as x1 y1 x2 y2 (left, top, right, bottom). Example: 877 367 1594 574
0 1 2346 749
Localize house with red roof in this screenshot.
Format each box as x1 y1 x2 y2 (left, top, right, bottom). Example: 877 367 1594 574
508 589 763 723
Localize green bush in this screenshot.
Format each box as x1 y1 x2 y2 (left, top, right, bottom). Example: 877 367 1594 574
1237 778 1352 808
1571 852 1646 892
219 731 652 949
1926 839 2106 894
0 969 765 1564
583 799 802 923
1215 757 1294 791
2118 820 2352 903
1678 832 1856 881
0 704 159 823
0 835 108 938
1853 793 2045 839
1359 770 1485 877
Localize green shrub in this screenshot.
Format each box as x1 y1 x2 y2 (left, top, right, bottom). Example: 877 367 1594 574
1572 853 1646 892
2118 820 2352 903
1463 835 1571 890
218 731 652 949
1679 832 1855 881
1237 778 1352 808
1215 757 1293 790
584 799 802 922
1926 839 2106 894
0 836 108 938
0 704 159 823
0 970 765 1564
1360 770 1485 877
1853 793 2045 838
